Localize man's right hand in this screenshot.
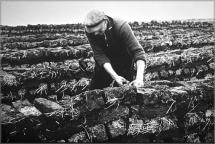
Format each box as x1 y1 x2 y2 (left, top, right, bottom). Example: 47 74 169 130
114 75 130 86
103 63 129 86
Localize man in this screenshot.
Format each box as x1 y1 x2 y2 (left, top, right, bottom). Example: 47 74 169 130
84 10 146 89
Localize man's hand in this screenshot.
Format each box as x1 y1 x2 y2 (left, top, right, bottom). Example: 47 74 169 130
129 78 144 88
103 63 130 86
115 75 130 86
130 60 145 89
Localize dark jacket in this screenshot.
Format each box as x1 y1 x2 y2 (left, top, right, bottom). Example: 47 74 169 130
86 16 146 70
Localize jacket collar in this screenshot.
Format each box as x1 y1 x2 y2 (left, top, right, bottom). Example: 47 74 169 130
105 15 113 31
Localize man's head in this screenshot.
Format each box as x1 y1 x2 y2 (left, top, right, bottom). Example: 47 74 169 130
84 9 108 36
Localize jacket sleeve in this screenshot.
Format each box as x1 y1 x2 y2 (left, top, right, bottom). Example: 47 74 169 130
119 22 147 64
86 33 111 67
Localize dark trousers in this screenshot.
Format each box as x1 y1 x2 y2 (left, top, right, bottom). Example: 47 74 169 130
90 62 134 90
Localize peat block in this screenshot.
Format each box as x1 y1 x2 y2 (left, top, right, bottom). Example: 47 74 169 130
108 118 127 138
34 98 63 113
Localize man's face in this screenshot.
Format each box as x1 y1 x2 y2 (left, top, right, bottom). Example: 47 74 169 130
86 20 107 36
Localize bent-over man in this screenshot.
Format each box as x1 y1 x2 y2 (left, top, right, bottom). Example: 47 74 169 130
84 10 146 89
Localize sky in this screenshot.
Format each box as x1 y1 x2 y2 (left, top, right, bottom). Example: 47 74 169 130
1 0 214 26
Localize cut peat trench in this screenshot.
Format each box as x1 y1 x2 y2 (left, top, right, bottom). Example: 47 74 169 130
1 21 214 143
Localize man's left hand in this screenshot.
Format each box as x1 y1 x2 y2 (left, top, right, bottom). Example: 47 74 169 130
129 79 144 88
